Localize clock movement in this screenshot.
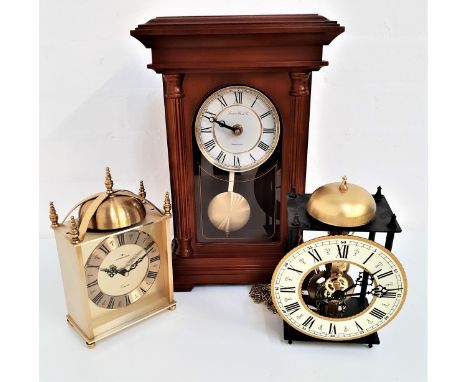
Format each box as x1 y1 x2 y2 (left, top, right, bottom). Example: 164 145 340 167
271 178 407 346
49 168 175 348
131 15 345 291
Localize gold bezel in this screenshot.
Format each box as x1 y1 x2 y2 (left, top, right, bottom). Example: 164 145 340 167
194 85 281 173
271 235 408 341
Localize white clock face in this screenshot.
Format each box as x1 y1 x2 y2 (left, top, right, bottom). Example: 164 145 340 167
271 235 407 341
85 230 160 310
195 85 280 172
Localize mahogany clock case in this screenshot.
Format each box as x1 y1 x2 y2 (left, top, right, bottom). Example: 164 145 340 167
131 15 345 291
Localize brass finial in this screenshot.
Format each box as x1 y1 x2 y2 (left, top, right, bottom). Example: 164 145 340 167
339 176 348 192
164 192 171 216
139 180 146 200
105 167 113 194
49 201 59 228
70 216 80 244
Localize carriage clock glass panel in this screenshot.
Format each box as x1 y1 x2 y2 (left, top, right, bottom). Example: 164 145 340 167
272 236 407 340
85 230 161 309
194 85 281 241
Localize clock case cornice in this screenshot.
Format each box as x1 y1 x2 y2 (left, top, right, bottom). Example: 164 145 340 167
130 14 344 73
131 14 344 291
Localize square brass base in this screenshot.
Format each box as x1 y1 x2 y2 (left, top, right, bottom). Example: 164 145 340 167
66 301 176 348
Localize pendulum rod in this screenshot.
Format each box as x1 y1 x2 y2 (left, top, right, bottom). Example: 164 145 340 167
228 171 235 192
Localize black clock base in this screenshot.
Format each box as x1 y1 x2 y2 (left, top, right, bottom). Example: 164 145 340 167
283 321 380 347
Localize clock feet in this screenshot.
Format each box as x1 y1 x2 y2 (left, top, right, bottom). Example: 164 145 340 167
168 304 177 311
86 341 96 349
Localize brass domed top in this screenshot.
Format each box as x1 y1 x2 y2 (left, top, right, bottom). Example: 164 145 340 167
78 167 146 230
306 176 376 227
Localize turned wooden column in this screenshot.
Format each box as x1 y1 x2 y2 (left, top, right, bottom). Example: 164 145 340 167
289 71 312 193
162 74 193 257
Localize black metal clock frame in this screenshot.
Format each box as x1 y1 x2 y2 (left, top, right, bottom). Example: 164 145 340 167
283 186 402 347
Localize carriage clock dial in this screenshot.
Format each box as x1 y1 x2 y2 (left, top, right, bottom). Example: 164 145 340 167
272 235 407 340
195 85 280 172
85 230 161 309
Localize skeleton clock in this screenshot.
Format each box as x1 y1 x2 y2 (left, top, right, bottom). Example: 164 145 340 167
131 15 344 291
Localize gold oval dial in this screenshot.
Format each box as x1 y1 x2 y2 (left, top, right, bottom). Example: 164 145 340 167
85 230 160 309
271 235 407 340
195 85 280 172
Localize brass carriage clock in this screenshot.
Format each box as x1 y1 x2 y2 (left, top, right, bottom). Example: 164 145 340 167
50 168 176 348
271 177 407 346
131 15 344 290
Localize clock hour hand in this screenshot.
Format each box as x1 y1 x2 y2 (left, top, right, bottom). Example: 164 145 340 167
100 265 119 278
209 117 241 134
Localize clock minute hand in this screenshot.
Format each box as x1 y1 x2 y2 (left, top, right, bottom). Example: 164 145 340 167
122 252 149 275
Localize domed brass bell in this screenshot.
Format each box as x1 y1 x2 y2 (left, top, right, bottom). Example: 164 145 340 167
78 167 146 230
306 176 376 227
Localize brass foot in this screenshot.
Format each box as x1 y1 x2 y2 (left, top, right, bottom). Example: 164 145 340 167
168 304 176 311
66 316 72 326
86 341 96 349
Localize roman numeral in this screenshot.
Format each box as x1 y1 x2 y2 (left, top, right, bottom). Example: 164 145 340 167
203 111 216 120
125 295 131 306
369 308 386 320
287 266 303 275
258 141 269 151
249 153 256 162
284 302 300 314
337 244 349 258
363 253 374 265
117 233 125 246
303 316 315 329
134 231 141 244
234 91 243 104
233 155 240 167
260 110 272 119
201 126 212 133
329 323 337 335
144 242 154 252
381 291 397 298
251 97 258 107
100 245 110 255
308 249 322 262
147 271 158 279
87 280 98 288
139 287 147 294
92 292 104 305
370 269 382 278
150 255 160 263
355 321 364 331
377 270 394 279
263 128 275 134
204 139 216 152
107 297 115 309
279 286 296 293
217 95 227 107
216 151 226 163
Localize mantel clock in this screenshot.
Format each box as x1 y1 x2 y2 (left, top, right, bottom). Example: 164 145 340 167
131 15 344 291
49 168 175 348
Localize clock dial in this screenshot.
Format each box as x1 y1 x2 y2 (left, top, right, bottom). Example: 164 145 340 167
195 85 280 172
271 235 407 340
85 230 160 309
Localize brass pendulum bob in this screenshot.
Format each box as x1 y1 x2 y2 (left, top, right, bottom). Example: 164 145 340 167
207 171 251 233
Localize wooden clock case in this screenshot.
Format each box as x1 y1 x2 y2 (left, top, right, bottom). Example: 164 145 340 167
131 15 344 291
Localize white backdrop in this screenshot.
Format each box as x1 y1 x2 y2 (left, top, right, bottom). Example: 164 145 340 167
40 1 427 381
